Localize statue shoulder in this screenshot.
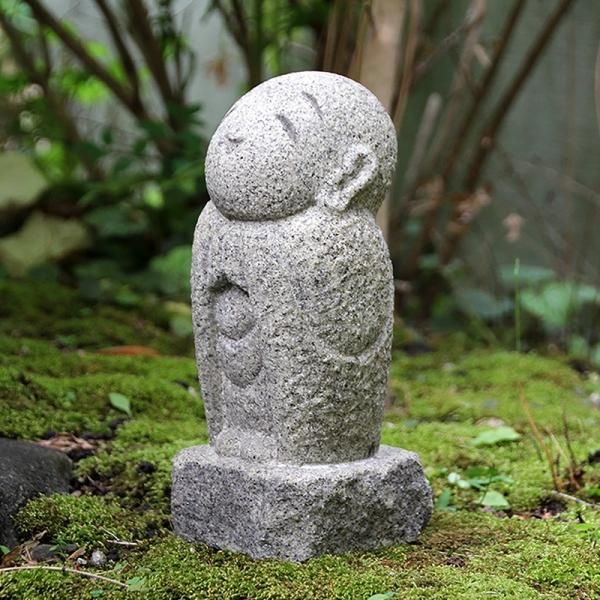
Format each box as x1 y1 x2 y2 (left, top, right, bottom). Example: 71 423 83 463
284 209 393 358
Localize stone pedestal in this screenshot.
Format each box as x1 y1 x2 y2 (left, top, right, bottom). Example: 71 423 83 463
172 445 432 562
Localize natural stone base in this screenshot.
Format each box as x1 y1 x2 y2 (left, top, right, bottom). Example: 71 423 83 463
172 445 432 561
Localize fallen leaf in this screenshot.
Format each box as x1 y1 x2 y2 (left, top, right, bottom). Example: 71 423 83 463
66 546 87 562
37 433 97 456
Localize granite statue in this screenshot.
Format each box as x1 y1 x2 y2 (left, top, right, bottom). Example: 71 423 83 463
172 71 432 561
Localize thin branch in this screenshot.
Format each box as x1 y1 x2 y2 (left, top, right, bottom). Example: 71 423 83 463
21 0 145 119
522 391 563 492
213 0 258 85
0 566 128 589
548 430 579 491
463 0 577 191
439 0 577 265
404 0 485 277
230 0 250 47
412 4 482 85
0 11 103 179
93 0 140 96
442 0 527 181
126 0 177 108
423 0 449 38
550 491 600 510
321 0 344 72
107 539 139 548
391 0 421 128
561 409 581 489
595 43 600 135
213 0 246 50
37 22 52 78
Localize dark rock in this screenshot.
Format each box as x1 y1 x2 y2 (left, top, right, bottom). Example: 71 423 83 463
0 438 72 548
136 460 156 475
105 548 120 563
589 449 600 464
532 496 566 518
30 543 60 563
67 447 95 462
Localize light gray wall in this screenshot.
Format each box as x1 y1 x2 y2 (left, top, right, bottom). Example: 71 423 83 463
397 0 600 290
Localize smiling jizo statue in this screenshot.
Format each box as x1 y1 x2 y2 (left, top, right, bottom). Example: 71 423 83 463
172 71 432 561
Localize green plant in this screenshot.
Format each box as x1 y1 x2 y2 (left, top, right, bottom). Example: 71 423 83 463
208 0 331 87
436 466 514 511
0 0 207 280
443 262 600 367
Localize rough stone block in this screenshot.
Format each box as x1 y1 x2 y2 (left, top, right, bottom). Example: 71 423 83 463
172 445 432 561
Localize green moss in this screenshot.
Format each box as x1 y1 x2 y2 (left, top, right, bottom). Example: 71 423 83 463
3 512 598 599
0 280 192 355
0 336 202 440
389 349 594 428
1 281 600 599
15 495 154 548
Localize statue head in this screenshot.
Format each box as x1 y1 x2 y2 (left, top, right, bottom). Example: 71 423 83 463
205 71 397 221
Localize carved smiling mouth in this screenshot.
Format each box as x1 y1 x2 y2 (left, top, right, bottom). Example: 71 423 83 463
219 132 244 152
225 133 244 145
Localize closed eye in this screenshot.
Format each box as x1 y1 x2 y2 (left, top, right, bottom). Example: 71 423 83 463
275 113 298 142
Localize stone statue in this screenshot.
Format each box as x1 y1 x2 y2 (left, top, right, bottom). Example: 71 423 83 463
172 72 432 561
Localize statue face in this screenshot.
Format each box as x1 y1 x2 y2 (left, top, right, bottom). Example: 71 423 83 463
205 71 397 221
205 86 327 221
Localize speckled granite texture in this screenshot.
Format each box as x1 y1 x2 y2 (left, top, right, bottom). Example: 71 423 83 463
173 71 432 559
173 445 432 562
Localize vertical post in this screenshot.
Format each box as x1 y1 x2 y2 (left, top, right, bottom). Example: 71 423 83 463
352 0 407 240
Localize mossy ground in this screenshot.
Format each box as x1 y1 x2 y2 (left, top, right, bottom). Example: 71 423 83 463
0 280 599 599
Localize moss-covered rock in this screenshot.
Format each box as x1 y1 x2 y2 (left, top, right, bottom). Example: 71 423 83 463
0 281 599 599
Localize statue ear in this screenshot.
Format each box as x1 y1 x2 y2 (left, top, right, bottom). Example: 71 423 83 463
317 143 378 212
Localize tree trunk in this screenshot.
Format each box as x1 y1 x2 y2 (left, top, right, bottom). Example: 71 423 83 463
351 0 407 241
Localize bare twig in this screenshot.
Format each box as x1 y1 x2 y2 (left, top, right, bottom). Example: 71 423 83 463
21 0 146 118
126 0 178 107
463 0 577 191
391 0 421 129
439 0 576 265
422 0 449 39
521 391 563 492
0 566 128 589
405 0 485 276
0 11 103 179
107 540 139 548
93 0 140 97
403 93 443 197
550 491 600 510
595 43 600 135
321 0 344 72
548 430 579 491
442 0 527 181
